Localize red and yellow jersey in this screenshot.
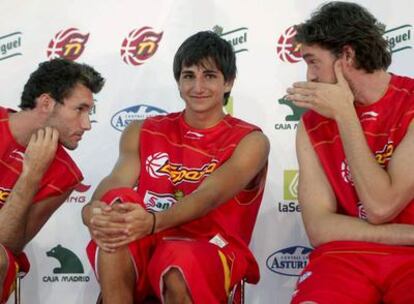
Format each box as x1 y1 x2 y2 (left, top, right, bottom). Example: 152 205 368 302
303 74 414 223
137 112 267 282
0 107 83 207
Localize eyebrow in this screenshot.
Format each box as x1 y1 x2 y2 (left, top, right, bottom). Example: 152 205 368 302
302 53 316 60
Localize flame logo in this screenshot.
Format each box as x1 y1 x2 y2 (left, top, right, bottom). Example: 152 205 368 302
47 28 89 61
276 26 302 63
120 27 163 66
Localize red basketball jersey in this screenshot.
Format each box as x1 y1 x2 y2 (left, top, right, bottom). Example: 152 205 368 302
303 74 414 223
0 107 83 207
137 112 267 282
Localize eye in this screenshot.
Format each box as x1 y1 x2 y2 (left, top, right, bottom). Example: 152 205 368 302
181 73 194 80
205 73 217 79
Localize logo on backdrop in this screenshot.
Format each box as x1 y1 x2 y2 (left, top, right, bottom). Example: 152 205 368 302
47 28 89 60
65 183 91 204
120 27 163 66
213 25 248 54
275 95 306 131
266 245 312 276
89 99 98 123
384 24 412 53
0 31 22 62
43 245 90 282
276 26 302 63
278 170 301 213
111 104 168 132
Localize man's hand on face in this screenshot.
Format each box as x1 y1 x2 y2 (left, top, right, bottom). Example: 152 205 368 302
286 60 355 120
23 127 59 182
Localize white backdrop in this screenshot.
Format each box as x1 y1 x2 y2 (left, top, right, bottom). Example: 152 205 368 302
0 0 413 303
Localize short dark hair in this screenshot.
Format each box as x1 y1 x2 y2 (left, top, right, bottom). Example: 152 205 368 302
295 1 391 73
19 58 105 109
173 31 236 105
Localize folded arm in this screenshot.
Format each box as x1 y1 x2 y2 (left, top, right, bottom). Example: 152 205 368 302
297 122 414 247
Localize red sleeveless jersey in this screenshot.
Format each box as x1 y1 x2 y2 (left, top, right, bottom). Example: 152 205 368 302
303 74 414 223
138 112 267 282
0 107 83 207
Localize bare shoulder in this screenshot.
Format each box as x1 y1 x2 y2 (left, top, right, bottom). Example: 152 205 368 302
237 130 270 153
119 120 144 153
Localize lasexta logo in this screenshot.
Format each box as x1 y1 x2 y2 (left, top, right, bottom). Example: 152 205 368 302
284 170 298 200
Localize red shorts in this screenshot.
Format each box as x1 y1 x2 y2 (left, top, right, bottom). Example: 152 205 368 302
86 188 244 303
0 245 29 304
291 241 414 304
88 235 235 303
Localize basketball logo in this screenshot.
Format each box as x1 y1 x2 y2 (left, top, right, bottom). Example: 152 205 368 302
47 28 89 60
276 26 302 63
146 152 169 178
120 27 163 66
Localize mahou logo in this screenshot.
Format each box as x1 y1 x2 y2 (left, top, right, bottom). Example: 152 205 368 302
120 27 163 66
276 26 302 63
47 28 89 60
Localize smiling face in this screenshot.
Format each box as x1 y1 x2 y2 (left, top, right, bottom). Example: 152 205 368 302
46 83 94 150
301 44 339 84
178 58 233 117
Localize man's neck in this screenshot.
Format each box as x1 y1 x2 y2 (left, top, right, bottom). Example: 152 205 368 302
9 110 44 147
183 109 226 129
348 70 391 106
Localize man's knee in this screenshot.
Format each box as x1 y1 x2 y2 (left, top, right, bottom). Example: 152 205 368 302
163 267 192 304
97 247 135 286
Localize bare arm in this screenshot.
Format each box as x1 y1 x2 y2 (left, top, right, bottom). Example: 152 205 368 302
297 122 414 247
0 127 58 253
336 111 414 224
154 131 269 232
81 121 142 251
108 130 269 249
288 61 414 224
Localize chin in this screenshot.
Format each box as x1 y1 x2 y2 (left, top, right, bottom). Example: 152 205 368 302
63 142 78 150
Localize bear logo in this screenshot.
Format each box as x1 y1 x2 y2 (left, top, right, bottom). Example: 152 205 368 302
278 96 307 121
46 244 84 274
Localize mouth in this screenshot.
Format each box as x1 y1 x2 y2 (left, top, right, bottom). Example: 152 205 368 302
72 133 83 141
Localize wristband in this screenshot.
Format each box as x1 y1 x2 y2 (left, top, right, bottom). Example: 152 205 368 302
149 212 156 235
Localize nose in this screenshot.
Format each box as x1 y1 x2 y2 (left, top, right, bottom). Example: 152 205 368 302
306 68 318 82
193 77 206 94
81 113 92 131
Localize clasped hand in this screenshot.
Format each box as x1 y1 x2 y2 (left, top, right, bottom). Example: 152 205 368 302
89 201 153 253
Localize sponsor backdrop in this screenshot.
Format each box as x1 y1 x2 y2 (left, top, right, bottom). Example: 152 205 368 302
0 0 412 303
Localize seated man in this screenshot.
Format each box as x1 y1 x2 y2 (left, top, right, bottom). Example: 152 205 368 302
82 31 269 303
287 2 414 303
0 58 104 303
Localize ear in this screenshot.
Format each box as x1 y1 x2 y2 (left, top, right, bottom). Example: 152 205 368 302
35 93 56 113
224 78 235 93
341 45 356 67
